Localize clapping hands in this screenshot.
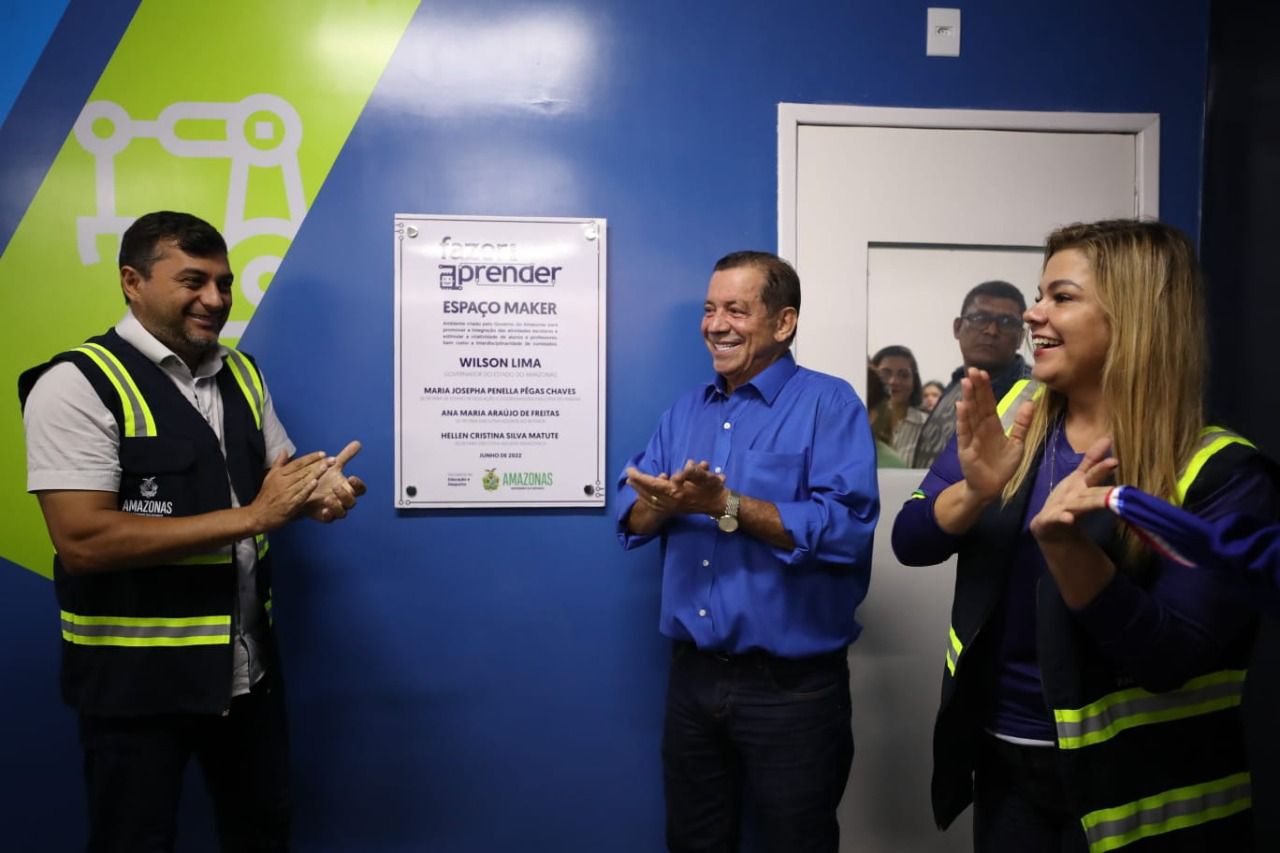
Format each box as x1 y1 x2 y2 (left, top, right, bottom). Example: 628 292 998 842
307 440 367 523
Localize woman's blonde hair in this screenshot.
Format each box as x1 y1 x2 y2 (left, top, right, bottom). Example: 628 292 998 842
1003 220 1206 559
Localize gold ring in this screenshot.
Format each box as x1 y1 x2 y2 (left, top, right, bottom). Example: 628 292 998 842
650 495 659 505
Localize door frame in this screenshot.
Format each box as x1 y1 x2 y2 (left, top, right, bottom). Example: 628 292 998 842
777 104 1160 264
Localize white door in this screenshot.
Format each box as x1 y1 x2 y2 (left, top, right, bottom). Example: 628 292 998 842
779 105 1157 853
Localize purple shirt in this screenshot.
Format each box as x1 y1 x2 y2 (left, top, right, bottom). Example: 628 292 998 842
893 428 1276 741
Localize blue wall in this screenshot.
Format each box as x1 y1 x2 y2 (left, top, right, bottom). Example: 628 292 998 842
0 2 69 123
1 1 1211 850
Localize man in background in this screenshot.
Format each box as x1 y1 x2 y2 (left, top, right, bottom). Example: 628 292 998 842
912 280 1030 468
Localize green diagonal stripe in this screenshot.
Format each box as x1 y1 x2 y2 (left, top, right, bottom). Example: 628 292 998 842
2 0 420 577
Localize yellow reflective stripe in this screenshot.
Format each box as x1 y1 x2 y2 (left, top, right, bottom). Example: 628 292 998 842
223 348 264 430
60 610 231 647
73 343 157 437
996 379 1032 417
61 612 229 627
1054 670 1245 750
256 533 270 559
996 379 1043 435
1174 427 1255 506
60 632 229 648
945 625 963 676
1081 772 1251 853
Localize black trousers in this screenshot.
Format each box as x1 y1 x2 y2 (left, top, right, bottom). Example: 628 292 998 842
79 672 290 853
662 641 853 853
973 733 1087 853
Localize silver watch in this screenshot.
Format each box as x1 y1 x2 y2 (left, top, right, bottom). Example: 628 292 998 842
713 490 740 533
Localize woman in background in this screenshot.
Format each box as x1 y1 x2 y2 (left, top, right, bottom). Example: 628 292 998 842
866 362 907 468
893 219 1277 852
922 379 945 413
872 344 927 464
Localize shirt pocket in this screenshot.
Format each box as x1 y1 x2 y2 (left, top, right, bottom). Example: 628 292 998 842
737 450 807 503
117 436 197 518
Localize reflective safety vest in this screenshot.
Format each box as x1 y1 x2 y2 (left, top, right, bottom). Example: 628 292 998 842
18 329 274 716
930 379 1263 851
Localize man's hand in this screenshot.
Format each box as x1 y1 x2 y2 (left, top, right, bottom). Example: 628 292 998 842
306 440 368 523
624 461 727 537
676 462 733 515
625 461 794 549
249 450 331 532
34 449 340 575
628 460 727 517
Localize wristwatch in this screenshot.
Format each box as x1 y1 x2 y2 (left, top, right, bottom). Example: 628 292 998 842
713 490 740 533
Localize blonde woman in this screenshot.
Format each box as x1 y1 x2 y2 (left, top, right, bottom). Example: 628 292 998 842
892 220 1278 852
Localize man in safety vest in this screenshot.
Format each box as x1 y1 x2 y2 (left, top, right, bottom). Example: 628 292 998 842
912 280 1030 469
18 211 365 851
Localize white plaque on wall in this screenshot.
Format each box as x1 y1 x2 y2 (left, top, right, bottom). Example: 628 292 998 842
394 214 607 508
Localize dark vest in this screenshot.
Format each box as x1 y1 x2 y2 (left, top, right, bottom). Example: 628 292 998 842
18 329 273 716
932 383 1264 850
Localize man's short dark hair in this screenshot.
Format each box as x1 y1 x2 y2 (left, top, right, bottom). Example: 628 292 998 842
960 280 1026 316
713 251 801 318
118 211 228 279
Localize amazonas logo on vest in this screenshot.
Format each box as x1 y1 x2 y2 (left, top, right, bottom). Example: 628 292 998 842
120 477 174 516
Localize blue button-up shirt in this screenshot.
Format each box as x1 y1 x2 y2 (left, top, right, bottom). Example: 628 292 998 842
617 353 879 657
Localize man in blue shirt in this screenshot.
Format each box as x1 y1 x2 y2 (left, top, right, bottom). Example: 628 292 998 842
617 251 879 852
